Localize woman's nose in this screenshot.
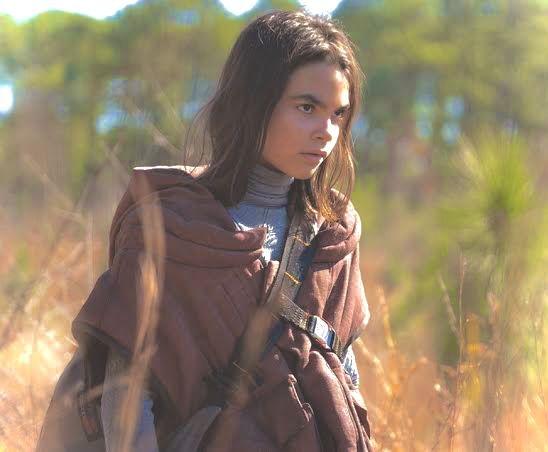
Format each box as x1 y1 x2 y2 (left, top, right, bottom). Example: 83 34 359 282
313 117 337 143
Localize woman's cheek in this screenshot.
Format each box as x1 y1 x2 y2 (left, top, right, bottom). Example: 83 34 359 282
285 108 303 126
293 113 315 131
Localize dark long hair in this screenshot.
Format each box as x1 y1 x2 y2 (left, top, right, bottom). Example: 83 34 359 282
186 10 364 223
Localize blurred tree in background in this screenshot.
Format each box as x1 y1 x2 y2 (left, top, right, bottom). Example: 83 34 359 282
0 0 547 449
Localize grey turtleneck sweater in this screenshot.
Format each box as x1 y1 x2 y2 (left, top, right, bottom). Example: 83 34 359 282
227 162 294 262
101 164 360 451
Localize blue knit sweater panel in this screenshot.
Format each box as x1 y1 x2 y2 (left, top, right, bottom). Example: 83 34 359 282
227 162 294 262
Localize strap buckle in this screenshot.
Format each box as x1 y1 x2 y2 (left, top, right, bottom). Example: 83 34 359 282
307 315 334 349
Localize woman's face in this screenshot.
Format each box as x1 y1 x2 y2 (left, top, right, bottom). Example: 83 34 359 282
261 61 350 180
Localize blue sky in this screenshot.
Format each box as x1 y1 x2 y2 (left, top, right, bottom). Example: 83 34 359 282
0 0 342 114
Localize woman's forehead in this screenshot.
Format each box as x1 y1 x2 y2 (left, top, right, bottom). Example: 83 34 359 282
283 61 350 108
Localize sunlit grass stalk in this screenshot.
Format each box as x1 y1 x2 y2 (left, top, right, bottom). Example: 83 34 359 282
436 254 467 451
116 177 165 452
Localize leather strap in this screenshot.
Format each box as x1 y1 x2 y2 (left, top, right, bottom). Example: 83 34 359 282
222 210 312 381
266 211 345 361
258 209 317 360
216 209 345 400
264 208 311 308
275 291 345 360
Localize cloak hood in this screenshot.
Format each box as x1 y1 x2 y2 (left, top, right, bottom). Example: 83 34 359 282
109 165 361 268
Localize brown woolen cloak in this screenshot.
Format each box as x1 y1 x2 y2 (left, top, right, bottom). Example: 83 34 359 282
72 166 372 451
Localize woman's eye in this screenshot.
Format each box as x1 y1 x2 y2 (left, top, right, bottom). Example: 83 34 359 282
334 108 347 119
298 104 314 113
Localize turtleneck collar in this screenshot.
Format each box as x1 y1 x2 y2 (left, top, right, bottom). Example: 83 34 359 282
241 163 294 207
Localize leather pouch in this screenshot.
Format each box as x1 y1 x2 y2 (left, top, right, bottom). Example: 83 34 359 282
202 374 320 451
248 374 314 445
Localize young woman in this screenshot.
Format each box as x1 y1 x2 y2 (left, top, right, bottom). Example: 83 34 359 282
71 9 372 452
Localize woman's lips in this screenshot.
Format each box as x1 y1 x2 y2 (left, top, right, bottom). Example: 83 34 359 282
301 152 327 163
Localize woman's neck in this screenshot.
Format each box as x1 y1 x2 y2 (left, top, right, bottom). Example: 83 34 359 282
241 163 294 207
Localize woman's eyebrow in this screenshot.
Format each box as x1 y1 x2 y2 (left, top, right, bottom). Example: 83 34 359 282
289 93 350 111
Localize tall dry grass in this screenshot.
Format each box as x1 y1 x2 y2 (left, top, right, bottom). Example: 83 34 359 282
114 177 166 452
357 253 548 451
